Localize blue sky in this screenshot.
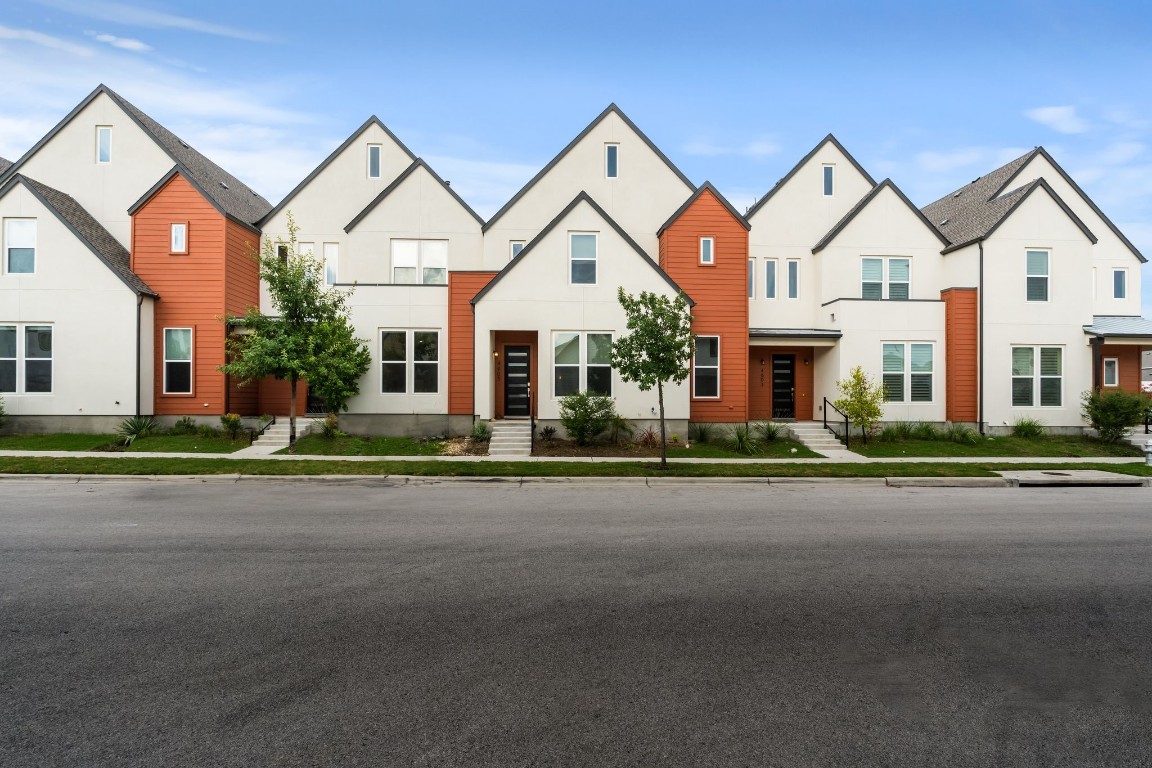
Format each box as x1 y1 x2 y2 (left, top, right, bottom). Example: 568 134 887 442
2 0 1151 316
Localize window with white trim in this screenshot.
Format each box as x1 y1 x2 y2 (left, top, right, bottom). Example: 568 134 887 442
323 242 338 285
391 239 447 285
4 218 36 274
765 259 777 299
96 126 111 164
861 257 910 300
747 259 754 298
553 332 612 397
171 223 187 254
367 144 382 179
380 329 439 394
0 324 52 393
700 237 714 265
1103 357 1119 387
694 336 719 398
510 241 525 260
1026 249 1049 302
1113 268 1127 299
822 164 834 196
605 144 619 178
163 328 192 394
569 233 597 285
882 343 932 402
1012 346 1062 406
787 259 799 299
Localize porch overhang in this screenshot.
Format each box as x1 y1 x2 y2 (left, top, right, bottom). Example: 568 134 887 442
1082 316 1152 345
749 328 841 348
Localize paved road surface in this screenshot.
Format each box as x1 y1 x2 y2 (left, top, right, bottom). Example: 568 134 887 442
2 480 1151 766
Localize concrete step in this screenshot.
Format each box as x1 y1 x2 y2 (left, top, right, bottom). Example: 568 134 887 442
486 420 533 457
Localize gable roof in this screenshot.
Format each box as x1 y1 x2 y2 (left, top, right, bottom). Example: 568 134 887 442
811 178 950 253
0 173 156 296
482 104 695 233
127 164 261 233
0 158 10 176
344 157 484 233
923 148 1144 262
0 84 271 226
656 181 750 236
745 134 877 220
471 191 693 306
258 115 418 228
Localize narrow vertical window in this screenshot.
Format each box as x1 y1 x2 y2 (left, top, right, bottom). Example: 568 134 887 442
910 344 933 402
1011 347 1035 406
170 223 188 254
422 240 447 285
765 259 777 299
1103 358 1119 387
323 243 338 285
694 336 719 398
4 219 36 274
277 244 289 266
0 325 16 392
1026 249 1049 302
605 144 619 178
822 164 834 196
700 237 714 265
392 240 418 284
413 331 439 393
888 259 910 300
380 331 407 393
510 241 525 260
367 144 382 179
1113 269 1127 299
586 333 613 396
23 326 52 393
96 126 112 164
163 328 192 394
747 259 754 298
861 258 883 300
569 233 597 285
554 332 580 397
882 343 905 401
787 259 799 299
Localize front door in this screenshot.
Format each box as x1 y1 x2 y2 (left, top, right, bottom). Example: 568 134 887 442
503 345 531 417
772 354 795 419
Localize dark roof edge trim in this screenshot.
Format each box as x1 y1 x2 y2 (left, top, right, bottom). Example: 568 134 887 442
127 164 260 234
746 133 878 220
811 178 951 253
344 157 484 233
656 181 751 236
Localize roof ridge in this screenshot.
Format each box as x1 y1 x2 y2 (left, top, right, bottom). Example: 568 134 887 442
811 178 951 253
745 133 877 220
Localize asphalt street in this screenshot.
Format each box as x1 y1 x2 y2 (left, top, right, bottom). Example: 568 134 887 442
2 480 1151 767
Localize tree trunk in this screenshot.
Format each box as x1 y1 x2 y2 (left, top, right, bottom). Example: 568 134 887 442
658 380 667 470
289 374 298 454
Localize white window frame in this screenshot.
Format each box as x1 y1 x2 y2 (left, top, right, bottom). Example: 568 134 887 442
693 335 720 399
379 329 440 394
170 222 188 254
1113 268 1127 299
605 143 619 179
390 239 448 285
861 257 911 301
822 164 834 196
764 259 777 300
1011 345 1063 407
163 327 193 395
0 323 53 395
747 259 754 299
882 342 933 403
552 331 613 398
1026 249 1049 302
4 218 36 274
1103 357 1119 387
96 126 112 164
786 259 800 299
510 241 525 260
700 237 715 265
569 232 597 286
323 242 338 286
367 143 382 179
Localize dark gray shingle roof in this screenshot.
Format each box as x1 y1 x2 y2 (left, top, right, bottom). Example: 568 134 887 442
3 174 156 296
921 151 1037 248
0 157 11 176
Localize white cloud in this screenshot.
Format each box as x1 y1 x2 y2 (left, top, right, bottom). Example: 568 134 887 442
89 32 152 52
0 24 93 56
1024 105 1089 134
38 0 268 42
423 155 542 219
682 137 779 159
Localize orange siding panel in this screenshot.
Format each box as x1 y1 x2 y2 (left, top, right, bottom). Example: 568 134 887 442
258 377 308 416
448 272 498 415
1101 344 1142 392
942 288 978 422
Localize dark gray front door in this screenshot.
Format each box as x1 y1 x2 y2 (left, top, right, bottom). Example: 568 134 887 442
503 345 530 417
772 354 795 419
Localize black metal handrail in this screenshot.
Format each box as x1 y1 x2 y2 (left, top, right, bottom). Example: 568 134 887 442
529 384 536 456
248 415 275 445
823 397 849 446
1145 406 1151 434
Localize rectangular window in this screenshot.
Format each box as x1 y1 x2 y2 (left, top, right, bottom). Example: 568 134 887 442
163 328 192 394
822 164 834 196
170 223 187 254
553 331 612 397
765 259 777 299
694 336 719 398
4 219 36 274
0 324 53 394
367 144 382 179
0 325 13 392
889 258 910 300
276 244 289 266
380 330 440 394
323 242 338 285
96 126 111 164
1012 346 1062 407
700 237 714 265
1113 269 1127 299
862 258 883 300
391 239 447 285
882 342 933 403
861 257 910 300
569 232 597 285
605 144 619 178
510 241 525 260
747 259 754 298
787 259 799 299
1103 357 1119 387
1026 249 1049 302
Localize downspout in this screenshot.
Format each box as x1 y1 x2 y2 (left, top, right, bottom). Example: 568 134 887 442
978 240 985 435
135 293 144 417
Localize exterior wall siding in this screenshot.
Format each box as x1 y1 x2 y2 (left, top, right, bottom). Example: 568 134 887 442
448 271 498 415
942 288 978 422
1101 344 1143 392
748 346 814 421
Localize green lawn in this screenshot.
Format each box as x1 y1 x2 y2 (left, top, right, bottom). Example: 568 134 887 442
852 435 1143 459
670 439 819 459
0 433 118 451
283 434 447 456
0 432 247 453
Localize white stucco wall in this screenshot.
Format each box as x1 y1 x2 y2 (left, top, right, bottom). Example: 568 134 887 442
1 183 142 417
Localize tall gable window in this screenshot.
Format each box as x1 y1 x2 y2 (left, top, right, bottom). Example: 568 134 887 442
1113 268 1127 299
861 257 910 300
605 144 619 178
392 239 447 285
700 237 714 265
765 259 777 299
822 164 834 196
368 144 382 179
569 233 597 285
96 126 112 164
1026 249 1049 302
170 223 188 254
747 259 754 298
787 259 799 299
4 219 36 274
323 243 339 285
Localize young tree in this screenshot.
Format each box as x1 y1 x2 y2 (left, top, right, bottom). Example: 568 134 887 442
833 366 886 445
221 214 371 453
610 288 694 469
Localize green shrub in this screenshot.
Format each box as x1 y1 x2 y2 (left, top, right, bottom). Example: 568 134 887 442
117 415 158 446
558 392 616 445
724 424 761 455
220 413 243 440
170 416 197 435
1012 417 1045 439
687 422 713 443
944 423 979 444
1081 389 1150 443
752 421 781 442
319 413 343 438
197 424 221 438
913 422 940 440
539 425 557 442
607 414 634 445
470 420 491 442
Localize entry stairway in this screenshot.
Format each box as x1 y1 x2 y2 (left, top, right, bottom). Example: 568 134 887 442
784 420 847 454
488 419 533 457
250 417 319 450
